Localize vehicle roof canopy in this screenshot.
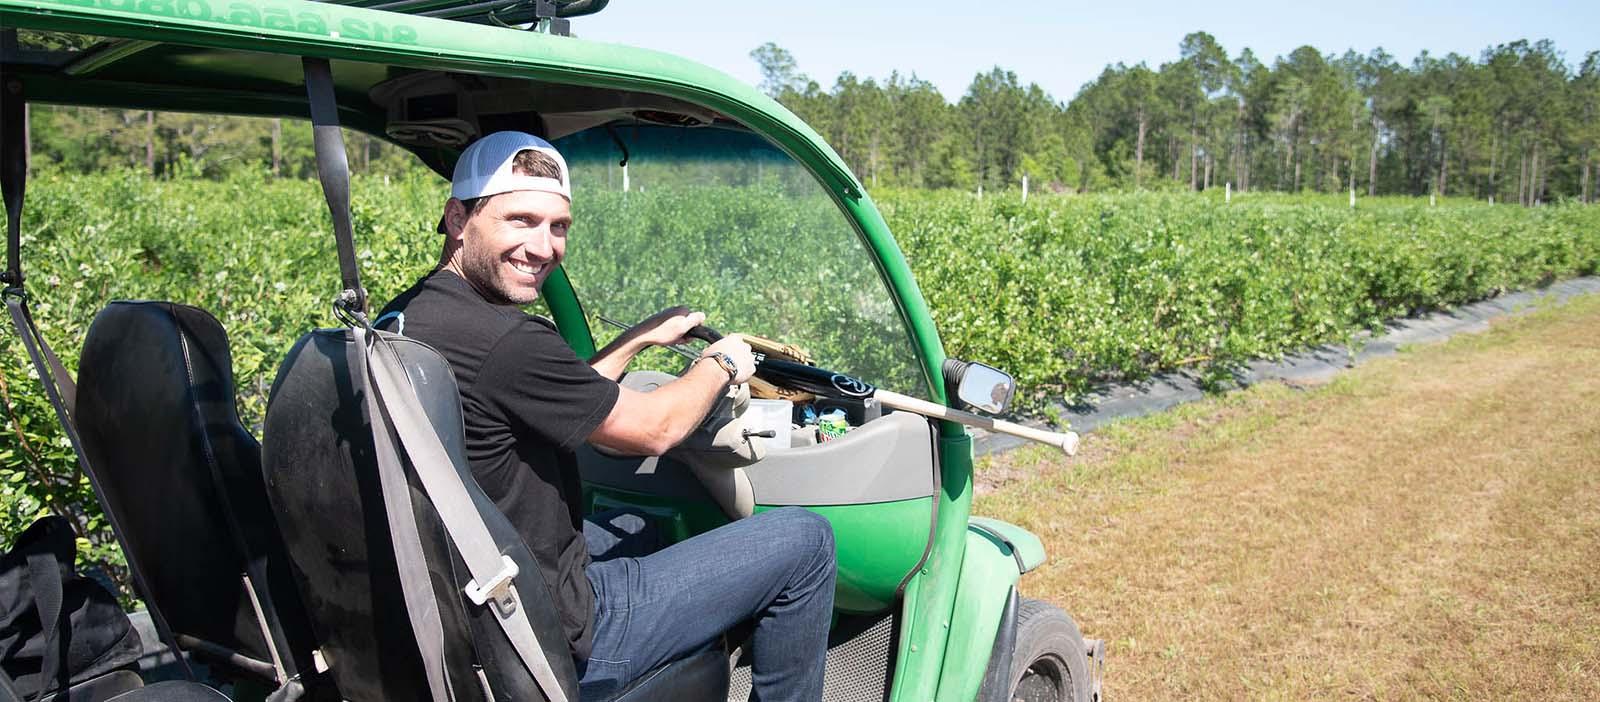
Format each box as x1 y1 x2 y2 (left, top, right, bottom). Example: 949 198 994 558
0 1 857 191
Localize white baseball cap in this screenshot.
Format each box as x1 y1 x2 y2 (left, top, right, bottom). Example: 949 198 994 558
450 131 571 202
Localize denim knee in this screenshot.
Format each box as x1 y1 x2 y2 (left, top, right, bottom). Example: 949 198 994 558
767 506 836 565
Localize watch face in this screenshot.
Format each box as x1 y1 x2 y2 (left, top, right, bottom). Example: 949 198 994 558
714 352 738 378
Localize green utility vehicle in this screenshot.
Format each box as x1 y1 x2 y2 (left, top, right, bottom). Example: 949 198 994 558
0 1 1103 700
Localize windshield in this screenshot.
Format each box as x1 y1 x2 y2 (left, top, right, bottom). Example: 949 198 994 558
554 124 929 398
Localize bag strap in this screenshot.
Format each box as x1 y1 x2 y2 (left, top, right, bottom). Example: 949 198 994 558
25 548 65 698
354 327 569 702
0 668 25 702
0 71 195 684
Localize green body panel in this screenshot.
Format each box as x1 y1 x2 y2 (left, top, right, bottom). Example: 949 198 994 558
968 516 1046 573
752 501 933 614
582 481 935 616
890 430 975 701
935 528 1027 702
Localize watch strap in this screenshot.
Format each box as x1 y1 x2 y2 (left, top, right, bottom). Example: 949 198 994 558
699 351 739 382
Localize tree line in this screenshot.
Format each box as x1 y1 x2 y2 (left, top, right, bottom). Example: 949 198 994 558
17 32 1599 203
24 106 415 181
754 35 1600 203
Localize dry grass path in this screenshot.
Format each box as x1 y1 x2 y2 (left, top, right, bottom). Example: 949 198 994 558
975 295 1600 700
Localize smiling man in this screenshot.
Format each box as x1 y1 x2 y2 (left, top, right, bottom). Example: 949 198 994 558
378 131 836 701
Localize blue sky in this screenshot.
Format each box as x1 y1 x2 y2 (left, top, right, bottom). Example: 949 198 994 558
576 0 1599 103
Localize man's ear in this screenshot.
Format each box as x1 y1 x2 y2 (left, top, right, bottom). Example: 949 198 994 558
442 198 469 239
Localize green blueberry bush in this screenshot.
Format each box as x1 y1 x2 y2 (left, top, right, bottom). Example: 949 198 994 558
2 169 1597 586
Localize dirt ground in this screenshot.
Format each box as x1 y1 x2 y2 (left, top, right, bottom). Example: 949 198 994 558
974 294 1600 700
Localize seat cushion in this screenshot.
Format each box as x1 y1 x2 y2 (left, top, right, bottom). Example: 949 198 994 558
58 670 144 701
264 329 578 702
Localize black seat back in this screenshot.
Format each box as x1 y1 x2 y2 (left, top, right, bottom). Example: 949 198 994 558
74 301 318 683
261 329 577 702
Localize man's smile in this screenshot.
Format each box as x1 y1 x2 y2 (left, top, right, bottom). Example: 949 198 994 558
509 259 547 277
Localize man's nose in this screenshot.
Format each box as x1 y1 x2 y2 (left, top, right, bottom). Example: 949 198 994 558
522 224 554 258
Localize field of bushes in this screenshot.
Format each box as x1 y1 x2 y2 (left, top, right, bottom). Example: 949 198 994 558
1 169 1597 568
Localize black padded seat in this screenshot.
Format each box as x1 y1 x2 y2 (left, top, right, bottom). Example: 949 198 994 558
106 681 232 701
74 302 319 689
52 670 143 701
262 329 728 702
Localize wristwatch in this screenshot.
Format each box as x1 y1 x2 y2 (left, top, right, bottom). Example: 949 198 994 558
698 351 740 383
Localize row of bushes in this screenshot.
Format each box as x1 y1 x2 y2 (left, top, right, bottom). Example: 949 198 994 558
1 169 1596 572
887 189 1600 400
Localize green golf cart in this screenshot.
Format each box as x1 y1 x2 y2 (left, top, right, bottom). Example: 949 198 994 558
0 1 1103 700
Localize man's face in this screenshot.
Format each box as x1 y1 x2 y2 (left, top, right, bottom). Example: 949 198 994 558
448 189 571 305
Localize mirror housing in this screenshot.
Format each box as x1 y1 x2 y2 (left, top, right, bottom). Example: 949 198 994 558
942 359 1016 415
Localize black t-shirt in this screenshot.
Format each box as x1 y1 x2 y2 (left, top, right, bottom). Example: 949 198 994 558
378 269 619 662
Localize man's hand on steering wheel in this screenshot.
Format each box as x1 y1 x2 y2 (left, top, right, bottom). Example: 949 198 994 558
702 335 757 385
629 306 708 348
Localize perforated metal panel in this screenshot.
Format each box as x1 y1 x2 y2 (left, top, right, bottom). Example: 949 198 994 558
727 612 896 702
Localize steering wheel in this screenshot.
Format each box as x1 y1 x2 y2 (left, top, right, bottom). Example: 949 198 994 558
686 323 723 345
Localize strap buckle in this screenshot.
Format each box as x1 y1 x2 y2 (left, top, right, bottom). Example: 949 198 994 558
463 555 520 614
332 287 371 329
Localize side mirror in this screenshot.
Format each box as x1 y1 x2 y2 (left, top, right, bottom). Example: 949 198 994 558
942 359 1016 415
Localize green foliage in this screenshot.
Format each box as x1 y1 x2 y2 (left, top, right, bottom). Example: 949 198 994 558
0 168 445 578
881 188 1600 406
1 172 1596 593
564 185 925 394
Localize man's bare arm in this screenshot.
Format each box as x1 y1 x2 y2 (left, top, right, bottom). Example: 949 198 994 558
588 335 755 455
588 307 706 381
588 333 649 381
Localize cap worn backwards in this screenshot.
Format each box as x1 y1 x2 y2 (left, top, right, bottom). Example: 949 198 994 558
450 131 571 202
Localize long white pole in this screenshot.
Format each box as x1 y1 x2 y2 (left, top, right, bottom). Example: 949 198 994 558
874 389 1080 455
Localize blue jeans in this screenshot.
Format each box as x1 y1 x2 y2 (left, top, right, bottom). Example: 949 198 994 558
579 507 836 702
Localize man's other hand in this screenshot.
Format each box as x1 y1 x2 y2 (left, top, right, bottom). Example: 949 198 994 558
703 335 757 385
631 306 707 348
593 332 757 455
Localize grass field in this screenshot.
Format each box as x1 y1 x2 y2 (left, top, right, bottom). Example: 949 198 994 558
975 293 1600 699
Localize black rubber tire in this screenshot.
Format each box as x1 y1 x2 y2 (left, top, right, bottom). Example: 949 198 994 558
991 598 1093 702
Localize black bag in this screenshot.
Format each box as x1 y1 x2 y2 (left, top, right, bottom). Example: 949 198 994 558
0 516 143 700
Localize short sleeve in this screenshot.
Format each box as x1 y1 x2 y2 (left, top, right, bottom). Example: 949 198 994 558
477 319 620 452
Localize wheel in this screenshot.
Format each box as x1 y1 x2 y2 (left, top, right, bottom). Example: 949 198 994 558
984 597 1094 702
